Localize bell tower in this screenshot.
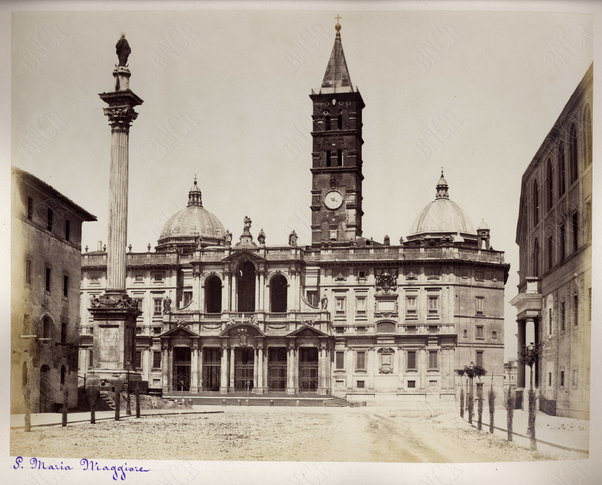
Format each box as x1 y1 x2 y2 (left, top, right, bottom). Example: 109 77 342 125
310 19 364 246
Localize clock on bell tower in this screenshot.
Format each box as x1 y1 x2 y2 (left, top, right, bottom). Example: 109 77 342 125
310 20 364 246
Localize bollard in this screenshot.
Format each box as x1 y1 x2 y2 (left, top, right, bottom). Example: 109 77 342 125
61 389 68 427
270 399 274 406
296 399 299 407
245 399 249 406
222 398 226 406
237 399 241 406
135 385 141 418
114 387 121 421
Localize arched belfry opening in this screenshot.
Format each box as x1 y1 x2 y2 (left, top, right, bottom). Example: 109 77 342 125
270 274 288 312
237 261 256 312
205 275 222 313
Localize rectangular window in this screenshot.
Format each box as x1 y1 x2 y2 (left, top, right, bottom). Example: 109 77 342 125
475 297 484 315
135 274 144 283
153 272 164 282
26 259 32 285
63 275 69 298
88 350 94 369
560 300 566 331
134 350 142 370
65 220 71 241
355 296 367 315
47 208 54 231
357 326 367 333
476 350 484 368
306 290 318 307
183 291 193 306
476 325 484 339
428 350 438 370
335 351 345 370
153 326 162 335
407 350 417 370
60 321 67 343
428 295 439 316
548 372 552 387
45 267 51 292
463 329 468 338
406 295 417 318
335 296 346 315
153 298 163 316
573 293 579 326
407 380 416 388
572 212 579 252
335 326 344 334
356 380 365 389
356 351 366 371
572 368 578 388
560 370 565 387
492 330 498 339
153 351 162 369
27 197 33 220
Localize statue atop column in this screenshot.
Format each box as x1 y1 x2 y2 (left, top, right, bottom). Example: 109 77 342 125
116 34 131 66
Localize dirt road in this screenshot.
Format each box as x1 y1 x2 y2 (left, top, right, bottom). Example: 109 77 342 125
11 407 551 462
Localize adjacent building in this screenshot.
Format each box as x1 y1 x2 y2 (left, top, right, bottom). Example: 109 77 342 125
511 65 592 419
79 22 509 402
11 167 96 412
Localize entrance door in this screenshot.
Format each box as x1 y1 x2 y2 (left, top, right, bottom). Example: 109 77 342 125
298 347 319 392
173 347 191 391
39 365 52 413
202 348 221 391
267 347 287 391
234 347 254 391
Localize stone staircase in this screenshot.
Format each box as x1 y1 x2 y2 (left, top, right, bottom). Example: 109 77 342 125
163 392 352 407
99 391 116 410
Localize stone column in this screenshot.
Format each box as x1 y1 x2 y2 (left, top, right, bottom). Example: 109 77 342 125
231 275 238 312
258 272 265 311
318 346 326 394
198 345 204 391
517 320 526 389
419 348 427 390
222 272 230 313
161 344 169 393
190 342 199 393
229 346 236 389
255 274 260 312
286 343 296 394
219 344 229 394
253 346 259 389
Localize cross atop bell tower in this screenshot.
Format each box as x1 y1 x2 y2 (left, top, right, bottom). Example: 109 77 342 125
310 19 365 246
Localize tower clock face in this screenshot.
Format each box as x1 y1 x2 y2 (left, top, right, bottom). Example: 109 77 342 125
324 190 343 210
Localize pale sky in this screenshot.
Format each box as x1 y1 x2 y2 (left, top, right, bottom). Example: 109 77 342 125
11 7 593 362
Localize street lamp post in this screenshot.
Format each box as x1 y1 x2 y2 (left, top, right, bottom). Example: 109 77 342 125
467 361 475 425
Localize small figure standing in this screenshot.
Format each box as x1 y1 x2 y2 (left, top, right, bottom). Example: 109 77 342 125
258 229 266 245
224 230 232 246
321 295 328 310
115 34 131 66
163 295 172 313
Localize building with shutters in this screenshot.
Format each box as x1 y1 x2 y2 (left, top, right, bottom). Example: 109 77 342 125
511 65 592 419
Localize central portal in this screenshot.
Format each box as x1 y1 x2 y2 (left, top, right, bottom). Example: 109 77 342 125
298 347 318 392
237 261 256 312
202 348 221 391
173 347 191 391
234 347 254 391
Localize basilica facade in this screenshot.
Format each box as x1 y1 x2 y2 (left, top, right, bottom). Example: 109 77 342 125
79 23 509 402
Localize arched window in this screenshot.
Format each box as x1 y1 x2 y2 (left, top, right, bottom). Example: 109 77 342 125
336 149 343 167
337 113 343 130
584 106 592 166
269 274 288 312
558 141 566 196
569 123 578 183
533 238 539 276
237 261 256 312
326 150 331 167
546 159 553 210
205 275 222 313
532 179 539 225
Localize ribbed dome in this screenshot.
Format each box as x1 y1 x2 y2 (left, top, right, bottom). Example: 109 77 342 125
411 198 474 234
410 171 475 235
156 178 226 251
159 206 225 240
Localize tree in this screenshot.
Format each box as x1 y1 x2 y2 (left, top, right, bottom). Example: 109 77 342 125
519 343 542 451
464 363 487 425
504 387 515 442
455 369 465 418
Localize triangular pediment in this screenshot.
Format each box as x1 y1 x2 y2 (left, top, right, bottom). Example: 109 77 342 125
287 324 331 338
221 249 266 264
161 325 199 338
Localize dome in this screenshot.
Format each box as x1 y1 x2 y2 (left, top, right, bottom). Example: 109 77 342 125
410 172 475 235
156 178 226 251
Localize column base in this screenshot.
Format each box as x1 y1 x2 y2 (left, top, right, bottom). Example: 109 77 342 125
318 387 329 395
286 387 296 395
253 387 264 394
219 387 229 394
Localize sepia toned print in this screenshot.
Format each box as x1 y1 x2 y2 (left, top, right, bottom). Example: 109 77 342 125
8 5 594 479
